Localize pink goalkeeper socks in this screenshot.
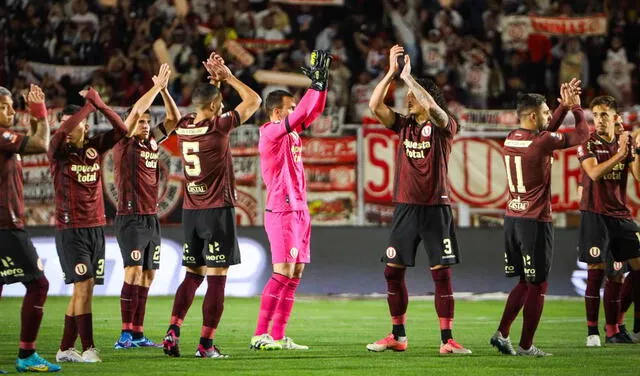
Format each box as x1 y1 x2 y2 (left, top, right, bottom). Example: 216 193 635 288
271 278 301 340
254 273 289 336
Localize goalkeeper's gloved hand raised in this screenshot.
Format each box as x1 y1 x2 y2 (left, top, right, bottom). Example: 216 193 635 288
300 50 333 91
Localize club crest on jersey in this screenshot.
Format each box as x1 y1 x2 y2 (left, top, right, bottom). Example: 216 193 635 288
613 261 623 271
290 247 299 258
589 247 601 258
150 138 158 151
421 125 432 138
85 147 98 159
2 131 17 143
550 132 562 140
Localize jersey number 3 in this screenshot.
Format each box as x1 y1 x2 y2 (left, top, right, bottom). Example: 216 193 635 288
504 155 526 193
182 142 201 177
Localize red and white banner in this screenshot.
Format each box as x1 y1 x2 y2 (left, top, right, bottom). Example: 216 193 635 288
271 0 344 5
302 136 357 164
501 15 607 50
305 164 356 192
363 125 398 204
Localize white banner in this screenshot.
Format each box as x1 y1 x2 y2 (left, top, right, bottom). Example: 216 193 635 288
29 62 102 83
2 236 268 297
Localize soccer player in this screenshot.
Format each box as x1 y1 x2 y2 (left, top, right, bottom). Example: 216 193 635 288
577 95 640 346
250 50 332 351
0 84 60 372
51 88 128 363
113 64 180 349
365 45 471 354
162 53 261 358
490 80 589 357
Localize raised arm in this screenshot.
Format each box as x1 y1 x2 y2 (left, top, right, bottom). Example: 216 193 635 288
549 79 582 132
124 63 171 137
21 85 50 155
369 45 403 128
399 54 448 128
204 53 261 124
156 87 181 138
82 87 127 135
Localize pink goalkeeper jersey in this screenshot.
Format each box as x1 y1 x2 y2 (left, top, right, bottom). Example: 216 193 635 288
259 122 307 212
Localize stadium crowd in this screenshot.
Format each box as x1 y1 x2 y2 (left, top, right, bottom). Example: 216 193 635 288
2 0 639 122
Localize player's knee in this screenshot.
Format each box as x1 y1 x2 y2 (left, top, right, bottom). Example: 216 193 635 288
430 266 451 282
384 265 406 281
25 276 49 297
124 266 143 284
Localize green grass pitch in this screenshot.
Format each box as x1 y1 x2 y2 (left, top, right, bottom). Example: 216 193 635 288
1 296 639 375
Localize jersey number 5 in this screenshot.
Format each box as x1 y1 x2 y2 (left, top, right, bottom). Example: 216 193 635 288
504 155 526 193
182 142 201 177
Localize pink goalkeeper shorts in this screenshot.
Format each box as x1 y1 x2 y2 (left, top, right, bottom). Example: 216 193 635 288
264 210 311 264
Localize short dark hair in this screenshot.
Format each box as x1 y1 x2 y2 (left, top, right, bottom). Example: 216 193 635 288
589 95 617 112
264 89 294 116
516 93 546 117
57 104 82 122
192 84 221 109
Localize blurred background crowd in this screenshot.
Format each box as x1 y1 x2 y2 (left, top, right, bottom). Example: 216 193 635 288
2 0 639 123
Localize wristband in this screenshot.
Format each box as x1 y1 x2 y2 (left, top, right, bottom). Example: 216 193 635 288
29 102 47 120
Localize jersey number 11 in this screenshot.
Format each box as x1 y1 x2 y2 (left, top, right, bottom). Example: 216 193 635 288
504 155 527 193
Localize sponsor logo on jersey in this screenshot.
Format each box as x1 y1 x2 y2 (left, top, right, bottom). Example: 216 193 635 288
85 147 98 159
508 197 529 212
70 162 100 183
187 182 208 195
403 139 431 159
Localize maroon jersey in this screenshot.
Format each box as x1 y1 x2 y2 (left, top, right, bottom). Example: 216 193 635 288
176 111 240 210
391 114 457 205
113 136 161 215
49 103 127 229
577 133 633 219
0 129 28 229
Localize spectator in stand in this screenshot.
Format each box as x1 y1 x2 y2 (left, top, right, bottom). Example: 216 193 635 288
354 32 387 77
350 71 376 122
328 57 352 108
553 37 589 91
233 0 257 38
459 49 490 109
598 35 635 107
315 23 339 52
70 0 99 31
384 0 420 65
421 29 447 77
256 13 285 41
